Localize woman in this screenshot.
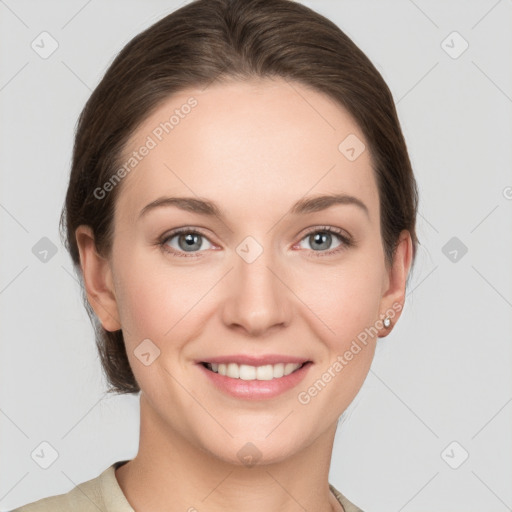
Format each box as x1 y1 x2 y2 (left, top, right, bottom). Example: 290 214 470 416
14 0 418 510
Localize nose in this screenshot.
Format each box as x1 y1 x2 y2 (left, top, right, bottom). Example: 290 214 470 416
220 246 291 337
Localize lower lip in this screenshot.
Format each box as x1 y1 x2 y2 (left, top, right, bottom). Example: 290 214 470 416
198 362 312 400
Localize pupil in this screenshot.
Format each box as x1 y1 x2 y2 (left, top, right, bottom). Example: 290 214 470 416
180 233 201 251
312 232 331 250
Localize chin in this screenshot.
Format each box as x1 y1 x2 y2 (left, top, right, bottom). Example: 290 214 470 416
197 426 311 468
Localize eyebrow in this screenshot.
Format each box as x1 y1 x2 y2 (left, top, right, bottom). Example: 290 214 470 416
138 193 369 220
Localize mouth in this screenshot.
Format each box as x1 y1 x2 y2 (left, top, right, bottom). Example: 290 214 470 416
197 356 313 400
200 361 311 380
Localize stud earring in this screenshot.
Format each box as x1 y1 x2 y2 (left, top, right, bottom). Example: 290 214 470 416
383 317 391 328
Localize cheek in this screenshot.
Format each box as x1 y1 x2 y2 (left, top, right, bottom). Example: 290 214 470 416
112 257 206 390
113 233 385 350
295 259 383 344
113 250 210 346
294 264 382 413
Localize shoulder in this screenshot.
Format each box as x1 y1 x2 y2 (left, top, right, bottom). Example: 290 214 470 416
329 483 365 512
11 461 132 512
11 475 102 512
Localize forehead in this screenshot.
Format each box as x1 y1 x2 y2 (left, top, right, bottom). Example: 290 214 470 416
115 78 378 224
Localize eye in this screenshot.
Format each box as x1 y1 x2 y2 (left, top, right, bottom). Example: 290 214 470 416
160 228 214 257
296 226 353 256
159 226 353 259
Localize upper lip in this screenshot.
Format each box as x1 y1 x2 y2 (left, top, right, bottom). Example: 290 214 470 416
197 354 311 366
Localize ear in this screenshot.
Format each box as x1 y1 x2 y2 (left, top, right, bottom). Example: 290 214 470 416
377 230 413 338
75 225 121 332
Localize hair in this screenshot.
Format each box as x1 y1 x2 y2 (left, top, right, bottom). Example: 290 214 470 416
60 0 419 394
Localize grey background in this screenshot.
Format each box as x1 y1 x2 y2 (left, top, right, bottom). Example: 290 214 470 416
1 1 511 510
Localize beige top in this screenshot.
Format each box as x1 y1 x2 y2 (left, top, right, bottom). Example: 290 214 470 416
12 461 364 512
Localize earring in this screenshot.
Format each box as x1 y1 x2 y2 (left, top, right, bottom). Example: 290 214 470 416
383 317 391 328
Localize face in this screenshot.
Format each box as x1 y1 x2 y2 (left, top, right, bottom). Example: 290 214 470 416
78 78 411 466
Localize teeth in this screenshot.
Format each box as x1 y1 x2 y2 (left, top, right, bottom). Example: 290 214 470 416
226 363 239 378
206 362 304 380
239 364 256 380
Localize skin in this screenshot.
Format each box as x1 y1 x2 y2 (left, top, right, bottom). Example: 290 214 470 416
76 78 413 512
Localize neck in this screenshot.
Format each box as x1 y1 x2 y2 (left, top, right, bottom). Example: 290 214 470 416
115 393 343 512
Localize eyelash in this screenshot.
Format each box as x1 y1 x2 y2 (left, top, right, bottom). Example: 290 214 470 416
158 226 354 259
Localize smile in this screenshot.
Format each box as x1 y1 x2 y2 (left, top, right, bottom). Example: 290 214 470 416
202 362 306 380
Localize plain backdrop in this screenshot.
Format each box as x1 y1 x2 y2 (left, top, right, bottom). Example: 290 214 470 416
1 1 511 511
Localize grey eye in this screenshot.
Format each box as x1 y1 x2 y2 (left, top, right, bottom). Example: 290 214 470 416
165 232 213 252
299 231 342 252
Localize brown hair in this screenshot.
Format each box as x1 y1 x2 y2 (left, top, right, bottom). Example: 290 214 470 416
60 0 419 394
